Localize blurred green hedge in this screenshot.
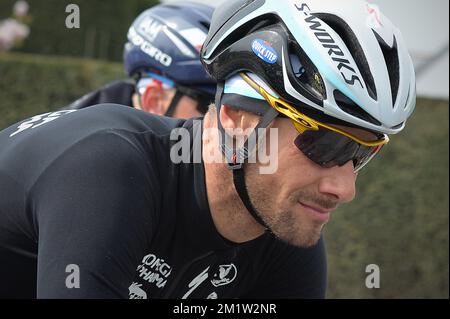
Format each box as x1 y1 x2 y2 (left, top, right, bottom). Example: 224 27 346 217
0 53 448 299
325 98 449 299
0 52 124 128
0 0 158 61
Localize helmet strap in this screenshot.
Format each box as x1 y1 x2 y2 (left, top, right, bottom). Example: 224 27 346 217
164 90 184 117
215 82 278 231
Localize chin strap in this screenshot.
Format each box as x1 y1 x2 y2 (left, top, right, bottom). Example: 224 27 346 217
232 168 270 229
215 82 279 230
164 90 184 117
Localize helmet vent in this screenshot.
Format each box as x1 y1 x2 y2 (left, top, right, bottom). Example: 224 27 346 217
200 21 211 30
212 14 279 61
392 123 404 130
289 42 327 102
334 90 382 126
374 31 400 107
315 13 378 101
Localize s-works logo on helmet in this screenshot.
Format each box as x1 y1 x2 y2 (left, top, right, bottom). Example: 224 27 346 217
295 3 364 89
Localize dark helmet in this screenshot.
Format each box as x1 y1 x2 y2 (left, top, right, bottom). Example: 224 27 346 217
124 1 216 98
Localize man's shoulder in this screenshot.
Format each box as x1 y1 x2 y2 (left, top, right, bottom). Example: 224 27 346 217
0 105 186 185
2 104 179 142
64 79 136 110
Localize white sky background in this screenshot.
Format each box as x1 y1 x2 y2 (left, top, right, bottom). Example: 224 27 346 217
163 0 449 99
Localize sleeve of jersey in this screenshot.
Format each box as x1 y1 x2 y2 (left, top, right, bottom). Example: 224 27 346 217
245 236 327 299
31 130 159 299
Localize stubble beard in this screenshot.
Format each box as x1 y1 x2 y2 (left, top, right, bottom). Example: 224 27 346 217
246 168 336 248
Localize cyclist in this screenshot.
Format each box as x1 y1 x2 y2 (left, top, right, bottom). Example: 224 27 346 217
65 1 216 118
0 0 415 299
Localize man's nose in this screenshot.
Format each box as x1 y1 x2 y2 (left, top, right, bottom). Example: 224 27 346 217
317 161 357 204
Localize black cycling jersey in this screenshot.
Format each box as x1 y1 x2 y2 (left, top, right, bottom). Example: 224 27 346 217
0 105 327 299
63 80 135 110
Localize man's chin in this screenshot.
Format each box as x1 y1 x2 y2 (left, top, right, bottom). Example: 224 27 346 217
273 227 323 248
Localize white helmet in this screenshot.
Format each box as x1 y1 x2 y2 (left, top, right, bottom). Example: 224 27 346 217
201 0 416 134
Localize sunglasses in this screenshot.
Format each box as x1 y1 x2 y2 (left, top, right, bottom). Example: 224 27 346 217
239 73 389 172
136 72 175 96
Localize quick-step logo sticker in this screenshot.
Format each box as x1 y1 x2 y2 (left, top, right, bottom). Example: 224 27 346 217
252 39 279 64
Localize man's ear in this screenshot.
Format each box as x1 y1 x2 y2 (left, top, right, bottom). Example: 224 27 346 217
220 104 261 131
141 85 165 115
220 105 243 130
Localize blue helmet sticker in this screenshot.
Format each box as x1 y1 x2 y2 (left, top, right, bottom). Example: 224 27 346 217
252 39 278 64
